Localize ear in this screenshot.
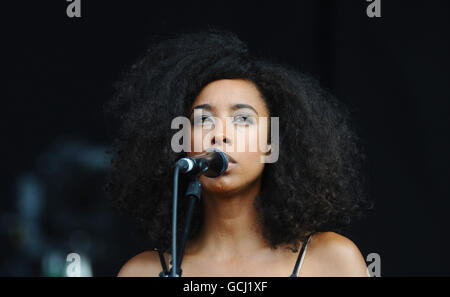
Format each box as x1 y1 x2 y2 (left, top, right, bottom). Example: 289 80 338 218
260 143 272 163
264 144 272 155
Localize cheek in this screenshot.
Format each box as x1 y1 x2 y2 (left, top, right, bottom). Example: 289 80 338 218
234 126 259 153
190 126 207 152
239 152 265 174
256 119 270 153
235 125 268 154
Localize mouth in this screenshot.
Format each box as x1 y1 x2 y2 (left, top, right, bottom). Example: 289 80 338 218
223 153 238 171
223 152 237 164
206 148 237 165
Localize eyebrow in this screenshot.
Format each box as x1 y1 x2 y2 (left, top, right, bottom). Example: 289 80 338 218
189 103 259 117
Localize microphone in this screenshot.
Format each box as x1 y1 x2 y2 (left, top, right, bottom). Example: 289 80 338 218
176 148 229 177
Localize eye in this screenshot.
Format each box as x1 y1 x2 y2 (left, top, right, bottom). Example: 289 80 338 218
233 114 254 125
193 115 215 127
202 115 215 124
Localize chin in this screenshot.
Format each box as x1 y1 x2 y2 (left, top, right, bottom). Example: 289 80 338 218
200 174 245 195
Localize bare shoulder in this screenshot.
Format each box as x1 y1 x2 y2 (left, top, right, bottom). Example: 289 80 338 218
117 250 163 277
306 232 370 277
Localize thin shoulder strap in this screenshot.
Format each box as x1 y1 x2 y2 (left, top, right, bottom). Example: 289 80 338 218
157 248 182 276
290 232 315 277
157 248 169 277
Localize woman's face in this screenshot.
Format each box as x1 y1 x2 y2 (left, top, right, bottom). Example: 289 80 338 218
188 79 271 195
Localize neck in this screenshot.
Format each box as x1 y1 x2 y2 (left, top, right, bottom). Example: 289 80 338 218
186 176 270 260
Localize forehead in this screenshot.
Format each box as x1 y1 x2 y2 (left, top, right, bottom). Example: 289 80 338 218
191 79 269 116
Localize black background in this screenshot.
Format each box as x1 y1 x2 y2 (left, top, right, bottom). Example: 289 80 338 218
2 1 449 276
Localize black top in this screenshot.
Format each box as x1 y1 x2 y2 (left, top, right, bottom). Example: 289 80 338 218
158 232 315 277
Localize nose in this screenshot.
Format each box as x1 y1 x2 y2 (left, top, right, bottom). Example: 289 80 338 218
211 132 231 147
200 117 234 152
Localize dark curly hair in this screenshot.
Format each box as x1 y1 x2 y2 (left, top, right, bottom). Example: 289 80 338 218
103 28 372 254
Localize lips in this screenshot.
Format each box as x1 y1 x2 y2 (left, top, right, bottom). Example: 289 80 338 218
223 152 237 164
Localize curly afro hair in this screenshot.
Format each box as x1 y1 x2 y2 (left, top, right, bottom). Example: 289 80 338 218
103 28 372 254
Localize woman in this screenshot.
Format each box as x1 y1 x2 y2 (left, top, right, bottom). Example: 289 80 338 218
104 29 372 277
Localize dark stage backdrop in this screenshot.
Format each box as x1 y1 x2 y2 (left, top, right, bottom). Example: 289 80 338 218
2 1 449 276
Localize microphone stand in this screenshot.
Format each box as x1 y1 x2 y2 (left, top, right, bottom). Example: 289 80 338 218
176 177 202 275
166 171 202 277
162 153 225 277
